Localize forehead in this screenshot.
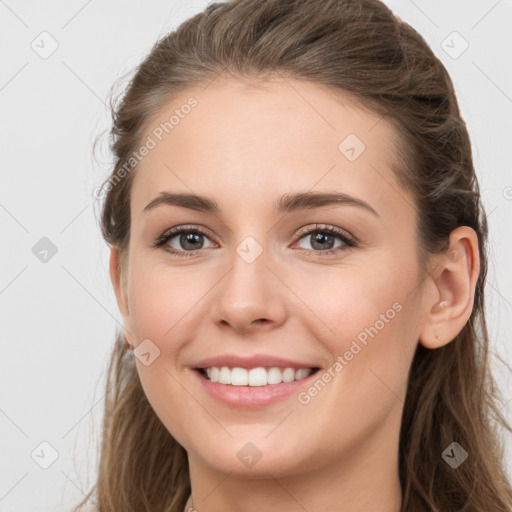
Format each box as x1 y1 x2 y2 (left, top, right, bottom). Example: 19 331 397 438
130 76 413 222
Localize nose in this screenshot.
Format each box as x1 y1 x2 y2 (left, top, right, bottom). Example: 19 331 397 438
209 241 287 334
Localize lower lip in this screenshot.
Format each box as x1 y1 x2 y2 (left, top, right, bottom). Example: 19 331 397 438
193 369 319 408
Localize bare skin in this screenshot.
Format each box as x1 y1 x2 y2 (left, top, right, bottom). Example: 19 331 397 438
109 75 480 512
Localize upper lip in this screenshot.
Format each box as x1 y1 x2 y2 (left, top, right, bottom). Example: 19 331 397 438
194 354 319 370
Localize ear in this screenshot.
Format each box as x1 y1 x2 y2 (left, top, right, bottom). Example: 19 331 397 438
418 226 480 349
109 246 134 348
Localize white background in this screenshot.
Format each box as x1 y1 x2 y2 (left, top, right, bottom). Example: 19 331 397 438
1 1 511 510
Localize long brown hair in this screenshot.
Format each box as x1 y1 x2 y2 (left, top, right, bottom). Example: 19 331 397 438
76 0 512 510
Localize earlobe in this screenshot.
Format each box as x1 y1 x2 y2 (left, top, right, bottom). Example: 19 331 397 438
419 226 480 350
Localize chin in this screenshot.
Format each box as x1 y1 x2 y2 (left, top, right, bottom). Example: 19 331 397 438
186 433 313 478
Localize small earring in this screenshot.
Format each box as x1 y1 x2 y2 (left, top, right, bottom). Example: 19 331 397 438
438 300 449 308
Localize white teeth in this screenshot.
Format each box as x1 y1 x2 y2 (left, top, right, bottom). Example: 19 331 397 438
248 367 267 386
295 368 311 380
219 366 231 384
201 366 314 386
267 367 282 385
282 368 295 383
231 367 249 386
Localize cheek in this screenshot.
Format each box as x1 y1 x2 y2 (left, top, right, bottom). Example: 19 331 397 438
134 363 197 452
126 256 205 343
125 257 201 443
292 283 418 462
283 256 414 343
293 256 421 391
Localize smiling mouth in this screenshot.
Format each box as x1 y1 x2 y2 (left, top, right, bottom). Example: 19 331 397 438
196 366 320 386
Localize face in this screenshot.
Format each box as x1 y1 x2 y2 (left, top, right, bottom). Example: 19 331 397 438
114 76 429 478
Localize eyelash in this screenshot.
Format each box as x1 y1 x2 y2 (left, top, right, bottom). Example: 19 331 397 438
152 224 357 258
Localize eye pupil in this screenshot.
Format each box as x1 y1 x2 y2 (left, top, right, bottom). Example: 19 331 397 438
311 232 335 251
181 232 203 250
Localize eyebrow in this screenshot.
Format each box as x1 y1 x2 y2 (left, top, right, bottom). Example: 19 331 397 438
143 191 379 217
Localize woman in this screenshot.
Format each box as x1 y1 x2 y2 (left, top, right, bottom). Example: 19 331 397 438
77 0 512 510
